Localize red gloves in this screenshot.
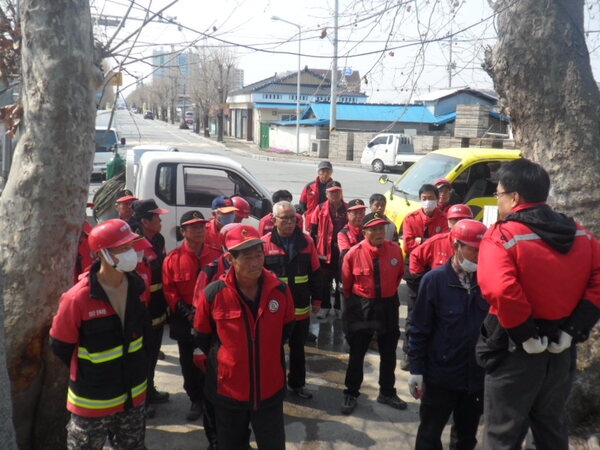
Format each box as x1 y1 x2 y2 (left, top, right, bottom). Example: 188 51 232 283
193 348 207 372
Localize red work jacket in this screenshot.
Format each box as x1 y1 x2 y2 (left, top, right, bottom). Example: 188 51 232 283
409 231 453 274
342 239 404 299
402 208 448 255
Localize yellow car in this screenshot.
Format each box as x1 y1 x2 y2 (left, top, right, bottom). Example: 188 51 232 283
380 147 522 233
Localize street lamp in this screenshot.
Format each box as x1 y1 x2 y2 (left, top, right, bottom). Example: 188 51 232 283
271 16 301 155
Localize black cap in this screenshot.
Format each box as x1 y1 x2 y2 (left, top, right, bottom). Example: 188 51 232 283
325 180 342 191
180 210 208 226
347 199 367 211
133 199 169 216
362 212 390 228
318 161 333 171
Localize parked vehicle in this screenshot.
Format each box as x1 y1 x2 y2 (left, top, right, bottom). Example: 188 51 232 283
143 111 154 120
93 151 272 251
184 111 194 125
93 127 126 180
379 147 522 233
361 133 426 173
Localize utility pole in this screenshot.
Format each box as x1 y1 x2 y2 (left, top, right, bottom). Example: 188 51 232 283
330 0 339 132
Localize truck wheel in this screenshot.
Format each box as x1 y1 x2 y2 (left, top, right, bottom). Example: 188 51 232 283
372 159 385 173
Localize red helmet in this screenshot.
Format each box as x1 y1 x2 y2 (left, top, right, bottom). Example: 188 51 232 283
447 204 473 220
220 223 241 237
451 219 487 248
88 219 139 252
232 196 251 219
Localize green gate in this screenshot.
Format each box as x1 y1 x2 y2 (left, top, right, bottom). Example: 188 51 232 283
260 123 269 149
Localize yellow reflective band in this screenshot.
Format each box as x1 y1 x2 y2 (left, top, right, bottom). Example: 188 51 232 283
150 283 163 293
67 380 146 410
78 344 123 364
128 336 143 354
131 379 148 398
152 313 168 326
295 306 311 316
294 275 309 284
278 275 308 285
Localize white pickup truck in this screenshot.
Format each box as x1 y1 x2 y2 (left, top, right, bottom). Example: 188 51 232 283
93 148 272 251
360 133 425 173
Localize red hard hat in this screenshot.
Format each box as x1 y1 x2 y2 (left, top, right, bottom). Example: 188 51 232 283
88 219 139 252
220 223 241 237
447 204 473 220
451 219 487 248
232 196 251 218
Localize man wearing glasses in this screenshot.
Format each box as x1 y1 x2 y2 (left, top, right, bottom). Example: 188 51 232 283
262 201 323 399
477 158 600 449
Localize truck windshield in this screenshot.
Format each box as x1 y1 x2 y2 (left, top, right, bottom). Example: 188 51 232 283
95 130 118 151
394 153 460 200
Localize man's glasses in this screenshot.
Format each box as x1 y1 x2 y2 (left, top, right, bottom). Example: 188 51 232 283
493 191 514 198
276 215 297 222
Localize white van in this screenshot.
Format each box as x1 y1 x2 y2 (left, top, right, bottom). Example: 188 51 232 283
360 133 424 173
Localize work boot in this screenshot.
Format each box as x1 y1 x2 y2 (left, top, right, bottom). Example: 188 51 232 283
341 394 357 415
377 393 408 410
289 386 313 399
148 386 170 404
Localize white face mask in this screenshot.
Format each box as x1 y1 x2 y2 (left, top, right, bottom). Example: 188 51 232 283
459 257 478 273
457 246 478 273
421 200 437 213
102 248 138 272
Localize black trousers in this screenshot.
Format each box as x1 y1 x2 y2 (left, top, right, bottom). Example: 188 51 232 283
320 259 341 310
214 401 285 450
147 324 163 389
415 384 483 450
288 318 309 389
483 348 570 450
177 339 204 403
343 329 399 397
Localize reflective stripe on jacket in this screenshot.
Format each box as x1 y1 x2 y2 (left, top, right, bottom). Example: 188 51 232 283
262 228 322 319
49 262 150 418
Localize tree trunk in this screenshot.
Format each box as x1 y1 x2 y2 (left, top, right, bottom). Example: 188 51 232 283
0 0 98 447
485 0 600 427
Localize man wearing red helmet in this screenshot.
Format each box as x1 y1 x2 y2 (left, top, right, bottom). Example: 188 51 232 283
50 219 150 449
194 225 295 449
231 196 251 223
408 219 488 450
409 204 473 276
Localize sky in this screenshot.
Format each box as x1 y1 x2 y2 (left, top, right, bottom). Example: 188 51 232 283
92 0 600 104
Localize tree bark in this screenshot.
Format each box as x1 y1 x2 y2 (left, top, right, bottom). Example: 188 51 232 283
0 0 98 447
485 0 600 427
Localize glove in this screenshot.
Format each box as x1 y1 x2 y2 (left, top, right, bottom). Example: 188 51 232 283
177 300 196 323
522 336 548 354
548 330 573 354
193 348 207 372
408 374 424 399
